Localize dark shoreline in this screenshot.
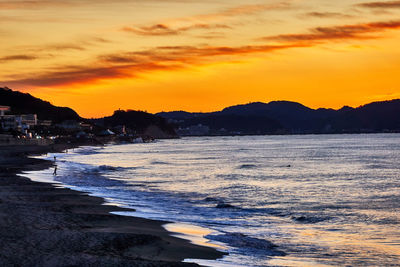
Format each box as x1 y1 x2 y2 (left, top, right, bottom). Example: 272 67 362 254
0 144 225 266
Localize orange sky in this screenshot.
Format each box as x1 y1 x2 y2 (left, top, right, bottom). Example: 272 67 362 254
1 0 400 117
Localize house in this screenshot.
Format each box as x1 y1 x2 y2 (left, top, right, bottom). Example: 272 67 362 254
0 106 10 116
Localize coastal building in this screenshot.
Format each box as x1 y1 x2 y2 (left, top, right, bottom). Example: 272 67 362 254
38 120 52 127
0 116 17 130
20 114 37 128
178 124 210 136
0 106 10 116
80 122 93 131
56 120 81 131
0 114 38 131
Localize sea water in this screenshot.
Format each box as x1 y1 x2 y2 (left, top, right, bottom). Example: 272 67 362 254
25 134 400 266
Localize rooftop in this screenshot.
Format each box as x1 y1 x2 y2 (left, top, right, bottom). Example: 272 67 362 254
0 106 10 111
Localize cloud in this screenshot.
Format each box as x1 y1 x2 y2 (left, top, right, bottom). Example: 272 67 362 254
123 24 178 36
0 54 37 62
0 0 153 9
356 1 400 9
122 2 290 36
211 3 291 17
14 37 111 53
0 0 72 9
261 20 400 42
303 12 354 19
173 2 292 23
122 23 230 36
3 43 308 87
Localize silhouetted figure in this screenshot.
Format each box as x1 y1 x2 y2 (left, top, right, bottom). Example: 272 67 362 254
54 156 56 162
53 166 57 176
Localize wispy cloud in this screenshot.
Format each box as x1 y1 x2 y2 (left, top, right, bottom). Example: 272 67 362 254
123 2 291 36
261 20 400 42
0 0 151 9
355 1 400 9
303 12 354 19
203 3 292 18
0 0 72 9
122 23 230 36
3 43 307 87
0 54 37 62
14 37 110 53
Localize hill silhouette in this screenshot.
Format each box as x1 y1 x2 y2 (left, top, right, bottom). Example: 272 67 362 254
0 87 177 137
158 99 400 135
0 87 80 123
91 109 178 138
2 86 399 136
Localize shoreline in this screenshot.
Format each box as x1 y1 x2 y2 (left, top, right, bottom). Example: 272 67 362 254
0 144 225 266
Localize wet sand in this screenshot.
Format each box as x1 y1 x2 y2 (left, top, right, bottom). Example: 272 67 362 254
0 144 225 266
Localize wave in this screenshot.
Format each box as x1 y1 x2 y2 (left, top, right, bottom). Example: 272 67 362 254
204 197 222 202
150 160 169 165
206 232 286 256
76 147 101 155
291 215 332 224
86 165 130 173
215 203 238 209
237 164 258 169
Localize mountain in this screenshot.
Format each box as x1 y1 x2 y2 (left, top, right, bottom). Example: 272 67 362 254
332 100 400 131
157 99 400 135
0 87 80 123
91 109 178 138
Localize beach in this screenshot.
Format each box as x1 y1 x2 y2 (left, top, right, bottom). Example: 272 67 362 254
0 144 224 266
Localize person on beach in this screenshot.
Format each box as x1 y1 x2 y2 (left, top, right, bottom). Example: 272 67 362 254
54 156 56 162
53 165 57 176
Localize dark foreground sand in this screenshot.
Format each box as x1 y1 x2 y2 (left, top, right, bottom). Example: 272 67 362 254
0 145 225 266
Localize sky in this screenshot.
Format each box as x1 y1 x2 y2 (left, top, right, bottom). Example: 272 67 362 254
1 0 400 117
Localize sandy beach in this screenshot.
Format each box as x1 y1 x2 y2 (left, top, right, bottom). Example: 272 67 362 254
0 144 225 266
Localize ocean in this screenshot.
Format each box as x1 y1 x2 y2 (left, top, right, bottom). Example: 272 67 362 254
26 134 400 266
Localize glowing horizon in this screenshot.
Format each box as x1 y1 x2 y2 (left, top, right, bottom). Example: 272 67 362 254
1 0 400 117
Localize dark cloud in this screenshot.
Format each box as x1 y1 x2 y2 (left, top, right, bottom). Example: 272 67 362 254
261 20 400 42
100 44 309 65
44 44 86 51
0 55 37 61
356 1 400 9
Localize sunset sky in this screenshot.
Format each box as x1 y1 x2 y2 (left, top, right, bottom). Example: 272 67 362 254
1 0 400 117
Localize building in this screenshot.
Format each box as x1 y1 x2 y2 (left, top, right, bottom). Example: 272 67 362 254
21 114 37 128
38 120 52 127
178 124 210 136
0 114 38 131
0 116 17 130
0 106 10 116
56 120 81 131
